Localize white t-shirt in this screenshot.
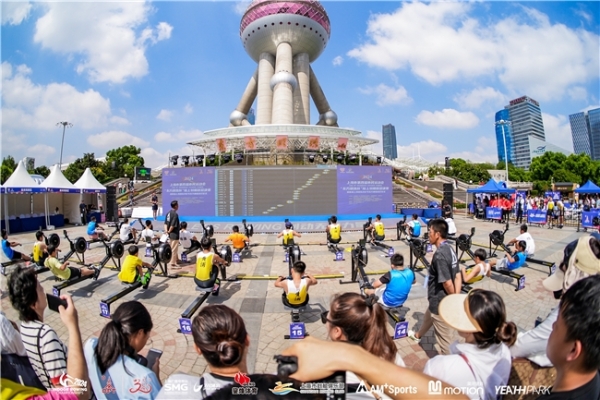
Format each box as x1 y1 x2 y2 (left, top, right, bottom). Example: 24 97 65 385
119 224 133 241
179 230 193 249
516 232 535 256
141 228 158 245
0 311 26 356
510 307 557 367
445 218 457 235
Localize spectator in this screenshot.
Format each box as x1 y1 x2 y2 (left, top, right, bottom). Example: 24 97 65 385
488 240 527 271
79 200 87 225
32 231 48 267
365 253 414 308
510 236 600 367
84 301 161 399
441 200 452 219
45 245 99 281
54 207 60 215
321 293 405 395
277 221 301 246
275 261 318 315
7 265 68 389
129 190 135 207
408 219 461 355
556 198 565 228
157 305 249 399
151 191 159 220
118 182 123 194
546 196 555 225
507 224 536 257
403 214 421 238
516 194 525 224
445 217 457 237
87 216 107 241
424 289 517 400
118 246 154 288
2 229 31 262
224 225 249 253
119 217 137 243
460 248 491 284
179 221 201 252
195 237 229 295
538 275 600 399
164 200 181 270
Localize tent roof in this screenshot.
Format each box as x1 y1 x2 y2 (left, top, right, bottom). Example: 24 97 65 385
574 180 600 194
74 168 106 193
467 179 515 194
40 165 80 193
2 160 45 193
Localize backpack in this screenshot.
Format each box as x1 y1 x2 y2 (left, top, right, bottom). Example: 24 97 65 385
0 354 46 391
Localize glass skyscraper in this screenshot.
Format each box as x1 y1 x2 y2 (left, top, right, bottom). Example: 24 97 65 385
382 124 397 160
571 108 600 161
495 109 514 165
497 96 545 170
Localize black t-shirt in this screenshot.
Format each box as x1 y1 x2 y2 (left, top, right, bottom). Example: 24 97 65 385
165 209 180 240
79 203 87 213
380 271 392 284
427 242 458 314
537 372 600 400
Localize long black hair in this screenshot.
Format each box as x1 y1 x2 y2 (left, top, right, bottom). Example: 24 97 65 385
94 301 153 374
8 265 40 322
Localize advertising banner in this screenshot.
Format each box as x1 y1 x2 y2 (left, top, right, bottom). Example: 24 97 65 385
485 207 502 220
527 209 547 225
216 138 227 153
337 137 348 151
162 168 215 216
276 135 288 150
244 136 257 151
337 166 392 214
307 136 320 150
581 211 600 228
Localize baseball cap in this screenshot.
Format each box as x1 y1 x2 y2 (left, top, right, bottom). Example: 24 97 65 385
285 222 292 229
543 236 600 292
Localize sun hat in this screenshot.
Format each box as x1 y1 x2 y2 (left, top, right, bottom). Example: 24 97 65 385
438 292 483 333
543 236 600 292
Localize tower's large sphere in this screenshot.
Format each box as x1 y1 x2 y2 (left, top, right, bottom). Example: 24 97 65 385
240 0 331 63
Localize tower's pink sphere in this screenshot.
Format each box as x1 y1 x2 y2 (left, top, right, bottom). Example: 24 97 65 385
240 0 331 62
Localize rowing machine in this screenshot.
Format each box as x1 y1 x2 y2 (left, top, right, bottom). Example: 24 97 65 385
61 230 88 264
363 217 394 257
283 239 302 278
488 221 510 257
339 239 369 289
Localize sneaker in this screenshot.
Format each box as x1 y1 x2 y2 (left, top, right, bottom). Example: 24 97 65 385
407 330 421 343
212 279 221 296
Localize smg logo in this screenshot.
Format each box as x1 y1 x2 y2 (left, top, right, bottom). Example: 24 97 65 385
163 381 203 392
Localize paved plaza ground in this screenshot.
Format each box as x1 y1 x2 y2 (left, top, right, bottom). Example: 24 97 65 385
0 215 581 382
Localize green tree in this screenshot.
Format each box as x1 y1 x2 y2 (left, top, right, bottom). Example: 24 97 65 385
105 145 145 181
529 152 568 182
64 153 101 183
33 166 51 178
1 156 17 184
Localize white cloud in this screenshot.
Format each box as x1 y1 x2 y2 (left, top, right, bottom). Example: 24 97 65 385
110 116 130 125
154 129 203 143
2 2 32 25
448 150 497 164
454 87 506 110
87 131 149 149
233 0 252 15
184 103 193 114
567 86 587 101
2 62 113 131
542 113 574 152
581 104 600 113
33 3 173 84
363 130 383 154
29 144 56 155
332 56 343 66
397 140 447 159
415 109 479 129
359 84 411 106
348 2 599 102
156 109 173 121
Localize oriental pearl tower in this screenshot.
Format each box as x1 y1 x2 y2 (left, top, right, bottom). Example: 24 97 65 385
229 0 337 127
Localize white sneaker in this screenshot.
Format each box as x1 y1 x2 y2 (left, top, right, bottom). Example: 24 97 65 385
407 330 421 343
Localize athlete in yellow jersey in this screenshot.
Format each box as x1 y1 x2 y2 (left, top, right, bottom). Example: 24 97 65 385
277 221 301 246
118 245 154 286
326 215 342 244
195 237 229 294
224 225 250 252
367 214 386 243
33 231 48 266
274 261 318 309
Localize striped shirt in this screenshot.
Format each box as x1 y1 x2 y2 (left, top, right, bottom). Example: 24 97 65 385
20 320 68 388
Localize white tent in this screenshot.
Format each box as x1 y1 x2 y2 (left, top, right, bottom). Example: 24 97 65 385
74 168 107 217
1 160 46 233
40 164 81 227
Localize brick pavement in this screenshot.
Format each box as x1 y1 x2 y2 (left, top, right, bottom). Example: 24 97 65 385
0 216 575 382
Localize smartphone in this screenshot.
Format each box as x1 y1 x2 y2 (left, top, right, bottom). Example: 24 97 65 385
46 294 67 312
145 348 163 369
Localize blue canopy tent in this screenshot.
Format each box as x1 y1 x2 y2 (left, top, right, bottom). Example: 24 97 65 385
574 180 600 194
467 179 516 194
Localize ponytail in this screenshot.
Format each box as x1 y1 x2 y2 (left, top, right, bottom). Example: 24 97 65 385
496 321 517 346
94 301 153 374
363 299 396 363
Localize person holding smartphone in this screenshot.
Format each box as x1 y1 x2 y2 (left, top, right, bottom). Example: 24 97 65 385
84 301 162 399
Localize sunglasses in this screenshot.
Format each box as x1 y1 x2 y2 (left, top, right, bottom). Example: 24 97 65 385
320 311 331 324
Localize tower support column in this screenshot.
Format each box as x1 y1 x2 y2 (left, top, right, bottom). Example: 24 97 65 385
293 53 310 124
271 42 297 125
256 52 275 125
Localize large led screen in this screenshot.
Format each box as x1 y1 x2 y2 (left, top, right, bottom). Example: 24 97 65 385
162 165 392 217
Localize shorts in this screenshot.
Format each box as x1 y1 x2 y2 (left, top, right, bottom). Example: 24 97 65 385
152 204 158 211
68 267 81 280
281 292 309 308
11 251 23 260
328 237 341 244
194 266 218 289
374 286 404 308
373 234 385 241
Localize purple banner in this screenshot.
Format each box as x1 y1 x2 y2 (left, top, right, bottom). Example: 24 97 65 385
581 211 600 228
162 167 215 216
337 166 392 214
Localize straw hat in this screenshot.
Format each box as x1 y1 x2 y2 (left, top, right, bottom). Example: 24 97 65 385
438 293 483 333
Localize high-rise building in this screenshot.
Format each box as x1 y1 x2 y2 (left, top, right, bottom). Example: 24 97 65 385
569 108 600 160
494 109 514 165
496 96 545 170
382 124 397 160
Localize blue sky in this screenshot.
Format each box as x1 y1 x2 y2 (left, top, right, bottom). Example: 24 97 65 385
2 1 599 170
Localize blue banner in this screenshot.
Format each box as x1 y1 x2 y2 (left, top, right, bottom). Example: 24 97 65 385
581 211 600 228
544 191 561 200
485 207 502 220
527 209 547 224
